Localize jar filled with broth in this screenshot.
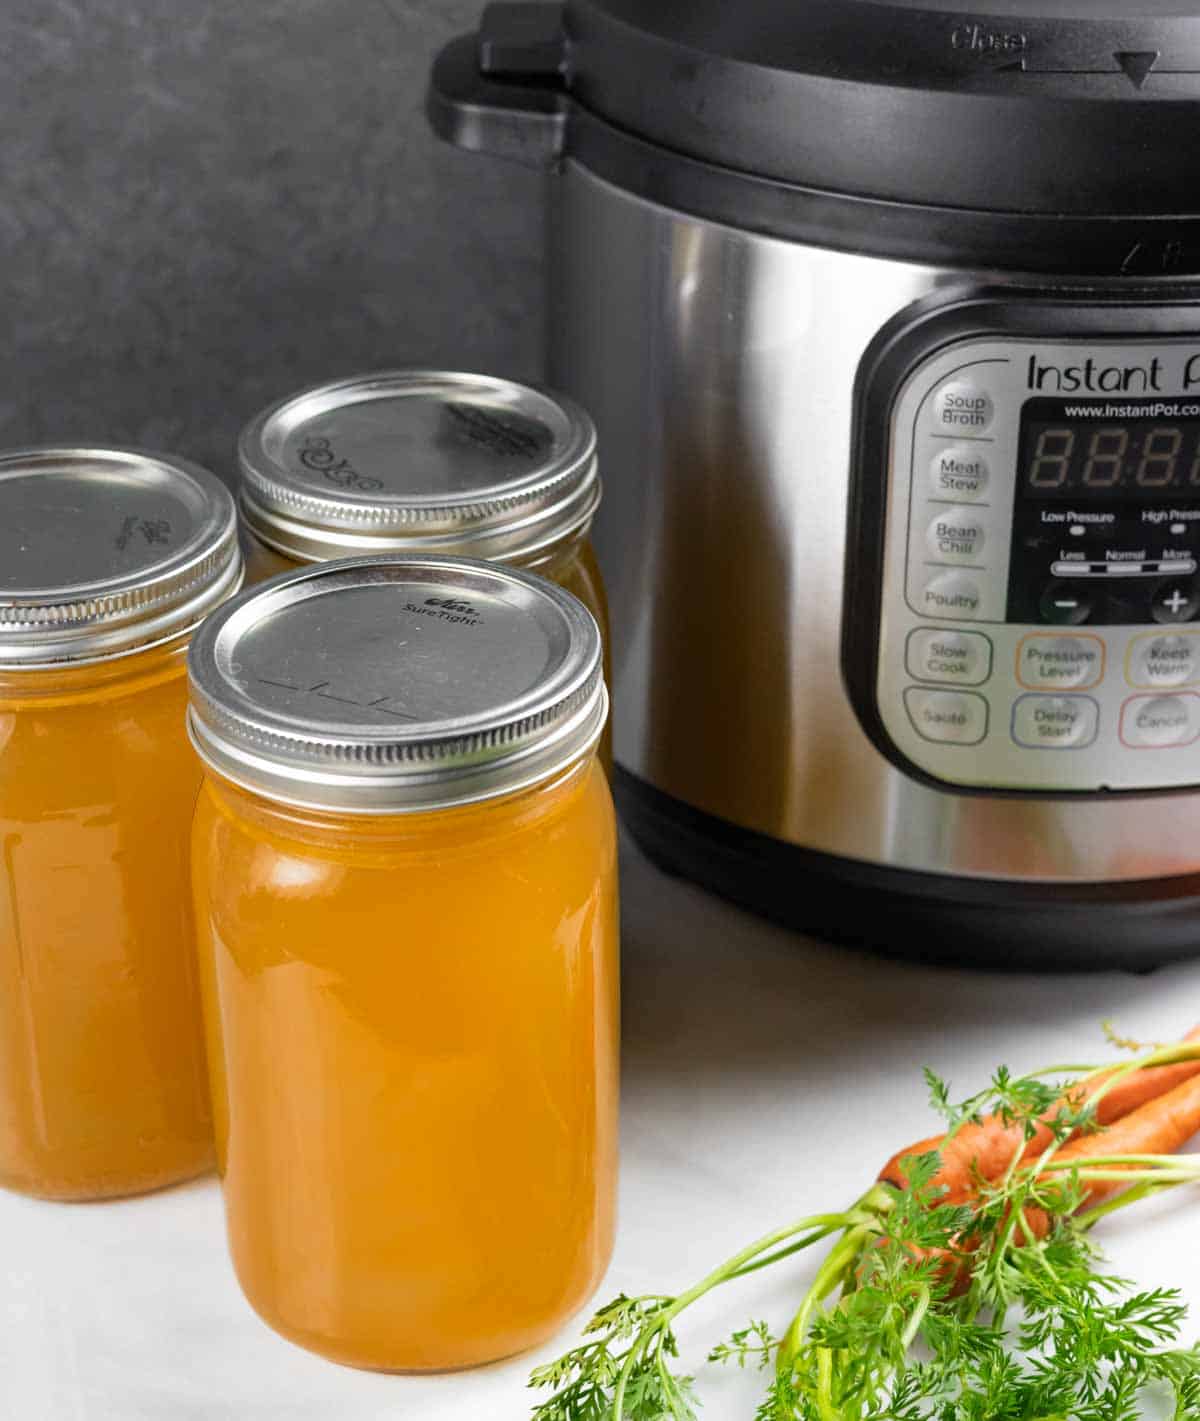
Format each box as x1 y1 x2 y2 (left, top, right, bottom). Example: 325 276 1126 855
188 555 618 1370
0 447 242 1199
237 371 610 767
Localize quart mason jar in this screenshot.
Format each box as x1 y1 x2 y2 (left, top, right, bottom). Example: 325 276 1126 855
0 447 242 1199
236 370 611 766
188 556 618 1371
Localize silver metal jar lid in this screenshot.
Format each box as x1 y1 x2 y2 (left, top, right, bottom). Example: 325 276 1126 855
237 370 600 564
0 447 242 669
186 556 607 814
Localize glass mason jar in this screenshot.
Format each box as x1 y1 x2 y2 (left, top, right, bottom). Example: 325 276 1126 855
188 556 618 1372
0 447 242 1199
236 370 611 766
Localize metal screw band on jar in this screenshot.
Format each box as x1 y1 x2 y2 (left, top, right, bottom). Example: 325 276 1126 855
186 555 608 814
0 447 243 668
236 370 600 564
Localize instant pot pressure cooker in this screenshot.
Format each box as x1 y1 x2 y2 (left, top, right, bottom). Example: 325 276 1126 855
429 1 1200 968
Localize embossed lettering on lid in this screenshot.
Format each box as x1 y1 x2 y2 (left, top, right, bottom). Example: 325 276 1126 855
0 447 241 667
187 555 606 812
238 371 599 564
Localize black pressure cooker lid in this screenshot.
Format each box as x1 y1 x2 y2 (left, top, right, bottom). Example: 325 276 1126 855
481 0 1200 215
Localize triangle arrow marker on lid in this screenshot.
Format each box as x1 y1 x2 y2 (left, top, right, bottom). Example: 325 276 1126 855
1114 50 1160 89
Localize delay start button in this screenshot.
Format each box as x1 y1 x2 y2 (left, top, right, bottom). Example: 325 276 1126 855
1016 634 1104 690
930 380 994 435
1120 693 1200 749
926 509 986 563
1011 694 1099 750
903 686 988 745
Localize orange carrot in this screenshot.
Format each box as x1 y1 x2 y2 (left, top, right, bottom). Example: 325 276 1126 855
1017 1069 1200 1240
879 1026 1200 1203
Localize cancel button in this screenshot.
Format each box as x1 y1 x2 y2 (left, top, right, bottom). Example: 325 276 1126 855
1011 695 1099 750
1120 694 1200 749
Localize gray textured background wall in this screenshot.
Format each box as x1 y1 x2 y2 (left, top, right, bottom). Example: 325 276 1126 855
1 0 543 483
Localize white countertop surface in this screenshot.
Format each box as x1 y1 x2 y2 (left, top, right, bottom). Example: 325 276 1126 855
4 834 1200 1420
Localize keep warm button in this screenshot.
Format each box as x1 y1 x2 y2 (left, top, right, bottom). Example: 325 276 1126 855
1120 694 1200 749
1012 695 1099 750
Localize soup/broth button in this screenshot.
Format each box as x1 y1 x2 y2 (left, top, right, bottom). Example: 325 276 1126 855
929 381 994 435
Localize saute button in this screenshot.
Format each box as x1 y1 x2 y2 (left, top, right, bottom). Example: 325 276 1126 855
906 628 992 686
1128 633 1200 689
920 572 983 620
904 687 988 745
929 447 989 501
1038 580 1094 626
930 381 994 436
926 509 986 563
1011 695 1099 750
1120 694 1200 749
1016 634 1104 690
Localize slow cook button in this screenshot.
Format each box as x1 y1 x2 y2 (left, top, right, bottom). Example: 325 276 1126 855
920 571 983 619
926 509 986 563
1011 695 1099 750
903 687 988 745
929 446 989 501
1120 694 1200 749
905 627 993 686
1127 632 1200 690
930 380 994 435
1016 633 1105 690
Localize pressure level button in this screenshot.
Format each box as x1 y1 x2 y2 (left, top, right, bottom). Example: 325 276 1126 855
930 447 989 501
926 510 985 563
930 381 994 436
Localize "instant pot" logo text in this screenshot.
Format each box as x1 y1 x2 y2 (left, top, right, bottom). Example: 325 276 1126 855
1026 353 1200 395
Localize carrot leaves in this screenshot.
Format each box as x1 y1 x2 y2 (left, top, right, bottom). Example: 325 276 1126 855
527 1039 1200 1421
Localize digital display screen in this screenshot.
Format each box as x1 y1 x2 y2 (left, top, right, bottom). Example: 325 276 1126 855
1019 398 1200 499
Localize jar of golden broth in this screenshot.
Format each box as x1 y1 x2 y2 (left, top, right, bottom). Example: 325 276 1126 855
187 556 618 1371
0 447 242 1200
236 371 611 765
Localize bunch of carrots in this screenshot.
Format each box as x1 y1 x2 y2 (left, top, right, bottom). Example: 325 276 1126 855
877 1023 1200 1272
532 1025 1200 1421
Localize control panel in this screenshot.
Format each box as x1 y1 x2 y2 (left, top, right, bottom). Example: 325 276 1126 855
874 329 1200 792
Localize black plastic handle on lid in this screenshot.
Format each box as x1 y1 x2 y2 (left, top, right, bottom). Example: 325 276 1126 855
426 3 568 165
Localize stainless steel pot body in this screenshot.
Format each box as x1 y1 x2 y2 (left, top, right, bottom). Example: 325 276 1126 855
549 160 1200 885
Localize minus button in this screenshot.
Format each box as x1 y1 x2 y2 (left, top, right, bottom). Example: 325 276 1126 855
1039 580 1093 625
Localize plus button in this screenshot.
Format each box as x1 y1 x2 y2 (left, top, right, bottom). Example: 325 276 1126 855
1152 579 1200 626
